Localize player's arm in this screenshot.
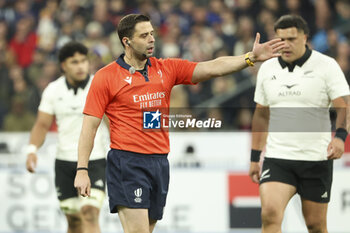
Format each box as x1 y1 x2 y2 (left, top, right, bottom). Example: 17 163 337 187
74 114 102 197
191 33 285 83
333 95 350 132
249 104 270 183
26 111 54 173
327 95 350 159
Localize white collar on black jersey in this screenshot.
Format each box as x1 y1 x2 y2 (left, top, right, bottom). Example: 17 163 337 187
278 46 312 72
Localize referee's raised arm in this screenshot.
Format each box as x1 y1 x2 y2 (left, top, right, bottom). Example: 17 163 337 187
191 33 286 83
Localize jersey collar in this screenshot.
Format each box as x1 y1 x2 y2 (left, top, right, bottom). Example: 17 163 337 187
65 75 90 94
116 54 152 71
278 45 312 72
116 54 152 81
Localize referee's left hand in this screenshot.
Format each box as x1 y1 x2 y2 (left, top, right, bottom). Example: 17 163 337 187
74 170 91 197
327 137 344 160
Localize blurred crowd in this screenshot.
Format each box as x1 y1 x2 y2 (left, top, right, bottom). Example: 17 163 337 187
0 0 349 131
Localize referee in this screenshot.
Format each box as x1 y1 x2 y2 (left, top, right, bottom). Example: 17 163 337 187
249 15 350 233
74 14 285 233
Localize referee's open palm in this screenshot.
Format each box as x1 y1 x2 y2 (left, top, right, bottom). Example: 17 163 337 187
74 171 91 197
252 33 286 62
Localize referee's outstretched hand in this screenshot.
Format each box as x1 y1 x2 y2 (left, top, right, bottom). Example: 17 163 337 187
327 137 345 160
251 33 286 62
249 162 261 184
74 170 91 197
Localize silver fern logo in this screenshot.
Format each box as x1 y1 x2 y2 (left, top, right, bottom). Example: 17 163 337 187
134 188 142 203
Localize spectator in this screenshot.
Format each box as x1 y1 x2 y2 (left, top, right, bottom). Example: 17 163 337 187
0 0 16 31
334 0 350 34
8 15 37 68
27 49 46 86
3 96 35 131
0 39 12 128
233 16 255 56
93 0 115 36
108 0 127 26
10 66 40 113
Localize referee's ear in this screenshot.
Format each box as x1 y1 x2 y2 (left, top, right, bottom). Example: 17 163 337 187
122 37 130 48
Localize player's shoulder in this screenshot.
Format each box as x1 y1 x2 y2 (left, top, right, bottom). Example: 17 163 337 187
260 57 280 70
307 50 340 73
310 50 336 64
44 76 66 91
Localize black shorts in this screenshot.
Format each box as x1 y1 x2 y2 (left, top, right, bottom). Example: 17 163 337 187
55 158 106 201
260 158 333 203
106 149 169 220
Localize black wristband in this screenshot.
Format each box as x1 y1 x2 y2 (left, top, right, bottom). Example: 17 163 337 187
250 149 262 162
76 167 88 171
335 128 348 142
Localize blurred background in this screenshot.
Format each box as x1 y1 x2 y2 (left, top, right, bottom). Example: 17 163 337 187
0 0 350 232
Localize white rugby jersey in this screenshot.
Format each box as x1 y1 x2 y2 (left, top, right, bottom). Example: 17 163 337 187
254 48 350 161
39 75 108 161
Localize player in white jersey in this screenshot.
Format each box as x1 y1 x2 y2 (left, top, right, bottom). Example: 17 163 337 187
25 41 108 233
249 15 350 233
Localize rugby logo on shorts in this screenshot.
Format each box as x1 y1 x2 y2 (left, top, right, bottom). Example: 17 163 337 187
143 110 161 129
134 188 143 203
260 169 270 181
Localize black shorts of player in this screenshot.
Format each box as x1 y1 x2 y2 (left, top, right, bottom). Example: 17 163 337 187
260 158 333 203
106 149 169 220
55 158 106 201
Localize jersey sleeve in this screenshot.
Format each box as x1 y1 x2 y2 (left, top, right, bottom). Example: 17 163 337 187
325 58 350 100
38 84 55 114
84 71 112 118
163 58 198 85
254 63 269 106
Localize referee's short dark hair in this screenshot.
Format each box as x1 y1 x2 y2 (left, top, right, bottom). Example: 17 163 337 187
58 41 88 63
117 14 150 46
274 15 309 36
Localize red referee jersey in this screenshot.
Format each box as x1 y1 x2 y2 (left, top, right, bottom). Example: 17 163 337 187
84 55 198 154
